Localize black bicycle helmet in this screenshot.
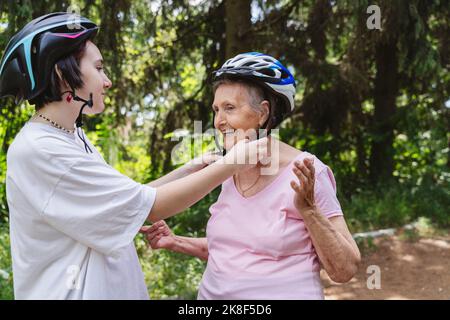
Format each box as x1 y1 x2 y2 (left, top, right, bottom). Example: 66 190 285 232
0 12 98 103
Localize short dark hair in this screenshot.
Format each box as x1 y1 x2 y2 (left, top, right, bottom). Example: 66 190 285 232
30 40 88 110
212 76 288 132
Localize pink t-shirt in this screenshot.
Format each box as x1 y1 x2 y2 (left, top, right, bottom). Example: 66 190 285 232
198 151 344 300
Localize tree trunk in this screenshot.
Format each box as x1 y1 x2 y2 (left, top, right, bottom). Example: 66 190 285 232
447 117 450 170
225 0 252 58
369 39 399 184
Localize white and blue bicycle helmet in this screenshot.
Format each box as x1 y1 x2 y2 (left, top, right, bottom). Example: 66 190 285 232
213 52 296 116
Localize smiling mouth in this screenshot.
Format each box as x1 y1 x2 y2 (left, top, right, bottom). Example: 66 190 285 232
221 129 235 136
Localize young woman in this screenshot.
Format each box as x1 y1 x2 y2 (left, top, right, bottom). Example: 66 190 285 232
141 52 361 299
0 13 266 299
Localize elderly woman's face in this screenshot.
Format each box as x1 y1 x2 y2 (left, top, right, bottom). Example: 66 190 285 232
212 83 268 150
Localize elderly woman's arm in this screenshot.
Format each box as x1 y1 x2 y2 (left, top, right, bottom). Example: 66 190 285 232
300 211 360 283
139 220 209 261
291 158 361 283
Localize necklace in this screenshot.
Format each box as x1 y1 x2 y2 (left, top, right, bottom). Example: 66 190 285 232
235 168 262 195
36 113 74 134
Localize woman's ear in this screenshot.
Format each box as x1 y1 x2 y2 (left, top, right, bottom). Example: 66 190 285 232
259 100 270 127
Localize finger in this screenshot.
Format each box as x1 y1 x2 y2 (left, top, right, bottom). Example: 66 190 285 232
150 235 162 248
298 162 312 182
150 220 163 227
139 226 151 233
299 169 311 188
258 144 269 165
161 224 171 233
293 167 309 189
293 165 307 183
147 223 162 233
290 180 301 193
295 161 313 182
304 158 315 179
153 220 166 228
257 136 268 146
309 160 316 179
146 227 166 240
259 155 270 166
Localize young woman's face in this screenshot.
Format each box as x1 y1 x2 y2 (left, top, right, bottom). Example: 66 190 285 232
212 82 268 150
76 40 112 114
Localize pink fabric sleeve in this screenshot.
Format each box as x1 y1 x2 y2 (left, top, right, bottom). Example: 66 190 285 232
314 166 344 218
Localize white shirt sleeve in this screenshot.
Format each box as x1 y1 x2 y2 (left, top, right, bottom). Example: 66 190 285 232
41 158 156 257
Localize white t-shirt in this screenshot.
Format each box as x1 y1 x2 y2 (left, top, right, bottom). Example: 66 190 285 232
6 121 156 299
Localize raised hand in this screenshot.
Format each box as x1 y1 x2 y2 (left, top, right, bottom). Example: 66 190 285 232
290 157 317 217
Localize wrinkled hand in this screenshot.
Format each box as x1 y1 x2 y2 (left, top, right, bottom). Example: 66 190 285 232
139 220 176 250
290 157 317 217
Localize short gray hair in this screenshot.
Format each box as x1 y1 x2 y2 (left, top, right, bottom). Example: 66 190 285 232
212 77 265 113
212 76 286 131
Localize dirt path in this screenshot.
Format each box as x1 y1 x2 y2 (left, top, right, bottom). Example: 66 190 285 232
321 232 450 300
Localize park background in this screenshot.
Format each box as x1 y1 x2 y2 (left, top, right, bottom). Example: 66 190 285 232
0 0 449 299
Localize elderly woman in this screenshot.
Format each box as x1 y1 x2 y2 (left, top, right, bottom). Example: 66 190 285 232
141 52 361 299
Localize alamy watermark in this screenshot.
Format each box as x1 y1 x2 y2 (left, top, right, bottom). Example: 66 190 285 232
367 265 381 289
66 4 82 30
367 4 381 30
66 265 81 290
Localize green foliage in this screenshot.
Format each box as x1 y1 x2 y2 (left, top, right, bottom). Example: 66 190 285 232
0 224 13 300
132 187 216 299
137 190 218 299
136 235 206 299
342 174 450 233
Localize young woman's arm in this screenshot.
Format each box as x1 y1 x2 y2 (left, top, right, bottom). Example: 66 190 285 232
140 221 208 260
147 152 222 188
148 138 267 222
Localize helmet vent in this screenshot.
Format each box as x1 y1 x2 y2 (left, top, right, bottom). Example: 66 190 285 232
260 68 275 76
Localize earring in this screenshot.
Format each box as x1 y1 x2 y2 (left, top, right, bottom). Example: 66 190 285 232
66 93 73 103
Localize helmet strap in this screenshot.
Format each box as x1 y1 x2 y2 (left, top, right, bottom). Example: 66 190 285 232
72 92 93 128
62 89 94 153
